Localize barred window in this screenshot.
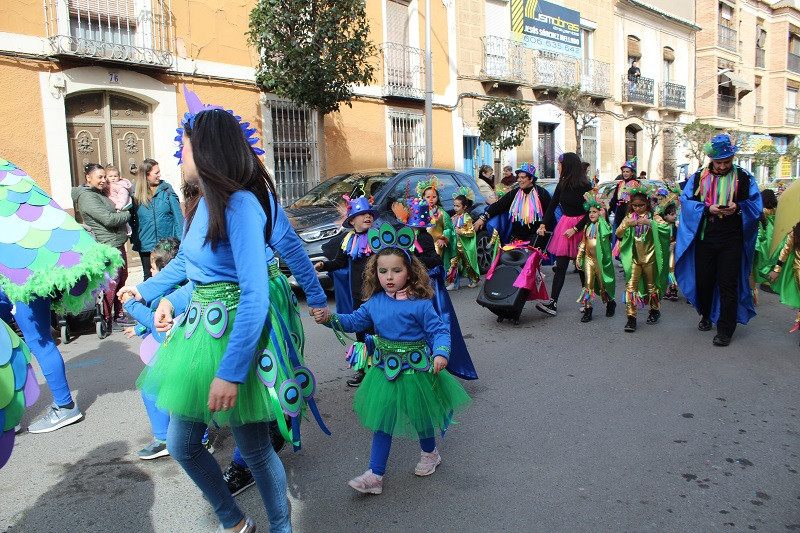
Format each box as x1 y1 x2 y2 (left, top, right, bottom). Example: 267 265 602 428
389 111 425 169
266 100 320 207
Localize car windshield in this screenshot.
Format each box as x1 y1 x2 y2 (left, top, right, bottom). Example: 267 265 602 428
291 172 396 208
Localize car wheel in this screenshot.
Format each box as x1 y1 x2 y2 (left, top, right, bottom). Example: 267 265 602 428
476 230 493 274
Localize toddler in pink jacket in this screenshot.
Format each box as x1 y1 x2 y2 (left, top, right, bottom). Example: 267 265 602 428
105 165 132 235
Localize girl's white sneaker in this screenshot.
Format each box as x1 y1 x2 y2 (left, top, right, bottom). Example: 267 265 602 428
414 449 442 476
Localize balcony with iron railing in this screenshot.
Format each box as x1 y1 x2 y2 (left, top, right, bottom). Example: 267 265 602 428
44 0 174 68
755 105 764 125
532 51 579 89
580 59 611 97
621 75 654 106
659 82 686 110
755 47 766 68
788 52 800 74
787 108 800 126
718 94 736 118
480 36 527 84
382 42 425 99
718 24 737 52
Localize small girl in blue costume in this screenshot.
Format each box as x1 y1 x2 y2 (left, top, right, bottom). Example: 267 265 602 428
134 96 329 533
315 229 472 495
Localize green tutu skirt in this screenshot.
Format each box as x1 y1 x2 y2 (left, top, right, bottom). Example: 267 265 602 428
137 267 309 431
353 365 472 439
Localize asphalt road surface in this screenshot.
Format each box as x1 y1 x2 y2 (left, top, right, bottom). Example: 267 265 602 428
1 268 798 533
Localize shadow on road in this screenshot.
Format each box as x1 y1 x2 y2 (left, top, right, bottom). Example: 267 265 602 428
8 441 156 532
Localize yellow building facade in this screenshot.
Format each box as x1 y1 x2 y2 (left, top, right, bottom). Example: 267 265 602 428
0 0 461 210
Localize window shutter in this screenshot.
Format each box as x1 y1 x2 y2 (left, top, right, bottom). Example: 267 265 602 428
627 36 641 60
69 0 135 23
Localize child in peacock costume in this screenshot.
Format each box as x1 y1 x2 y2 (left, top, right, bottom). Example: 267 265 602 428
447 187 480 290
615 183 671 332
417 175 457 270
0 157 122 433
656 186 681 301
575 190 616 322
752 189 779 299
764 221 800 345
318 223 472 495
0 318 40 468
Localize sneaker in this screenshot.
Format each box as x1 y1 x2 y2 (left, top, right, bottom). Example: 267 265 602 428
445 282 457 291
216 516 256 533
28 402 84 433
14 424 22 433
348 469 383 495
346 369 365 387
535 299 557 316
646 310 661 325
203 439 215 455
580 307 593 323
223 461 255 497
415 448 442 476
114 315 135 326
138 439 170 460
467 281 478 289
624 317 637 332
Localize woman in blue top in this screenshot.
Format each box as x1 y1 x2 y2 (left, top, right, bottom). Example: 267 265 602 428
135 108 328 533
131 158 183 280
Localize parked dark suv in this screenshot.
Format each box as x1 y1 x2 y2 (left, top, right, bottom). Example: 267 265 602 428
280 168 494 288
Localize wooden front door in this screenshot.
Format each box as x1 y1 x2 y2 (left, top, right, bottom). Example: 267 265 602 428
65 91 152 189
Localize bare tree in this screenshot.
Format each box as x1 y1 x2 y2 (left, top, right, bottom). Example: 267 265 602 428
643 119 675 180
554 85 602 158
679 120 716 169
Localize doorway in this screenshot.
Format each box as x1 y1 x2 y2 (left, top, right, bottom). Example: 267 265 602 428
65 91 152 188
538 123 556 180
625 125 640 164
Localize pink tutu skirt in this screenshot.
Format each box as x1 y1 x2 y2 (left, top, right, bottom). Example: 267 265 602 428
547 214 585 258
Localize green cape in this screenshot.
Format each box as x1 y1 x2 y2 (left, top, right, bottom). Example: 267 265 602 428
761 233 800 309
753 214 775 285
619 218 671 297
578 218 616 297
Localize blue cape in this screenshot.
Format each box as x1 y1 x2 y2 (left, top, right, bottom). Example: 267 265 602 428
330 265 478 380
674 168 762 325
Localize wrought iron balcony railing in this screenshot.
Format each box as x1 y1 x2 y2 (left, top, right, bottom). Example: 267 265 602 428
621 75 654 105
718 24 737 52
44 0 174 68
755 105 764 125
480 36 527 83
580 59 611 97
718 94 737 118
787 108 800 126
382 42 425 99
788 52 800 74
532 51 579 89
659 82 686 110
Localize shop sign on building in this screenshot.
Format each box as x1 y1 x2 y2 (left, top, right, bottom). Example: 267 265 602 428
744 134 788 154
510 0 582 58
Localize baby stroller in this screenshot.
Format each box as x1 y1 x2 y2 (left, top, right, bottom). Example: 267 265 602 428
53 289 109 343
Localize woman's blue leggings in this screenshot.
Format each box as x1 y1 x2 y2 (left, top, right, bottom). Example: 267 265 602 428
0 292 73 406
369 431 436 476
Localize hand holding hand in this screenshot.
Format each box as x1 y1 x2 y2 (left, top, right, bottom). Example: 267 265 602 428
153 299 174 332
117 285 141 301
311 307 330 324
314 261 324 272
120 292 134 304
436 238 446 249
433 355 447 375
208 377 238 413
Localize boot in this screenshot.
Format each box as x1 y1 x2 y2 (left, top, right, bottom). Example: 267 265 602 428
624 316 637 332
346 369 365 387
581 307 593 323
646 309 661 324
605 300 616 317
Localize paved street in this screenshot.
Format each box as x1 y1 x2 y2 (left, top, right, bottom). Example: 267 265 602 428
1 268 798 533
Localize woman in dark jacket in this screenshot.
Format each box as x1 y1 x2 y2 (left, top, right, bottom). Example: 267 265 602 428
131 159 183 279
71 163 131 327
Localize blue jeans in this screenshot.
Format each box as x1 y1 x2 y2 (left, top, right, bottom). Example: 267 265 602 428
167 417 291 532
0 292 73 406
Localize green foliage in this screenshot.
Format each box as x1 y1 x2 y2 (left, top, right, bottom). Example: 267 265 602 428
477 98 531 152
784 143 800 163
753 145 781 172
248 0 377 114
680 120 717 166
